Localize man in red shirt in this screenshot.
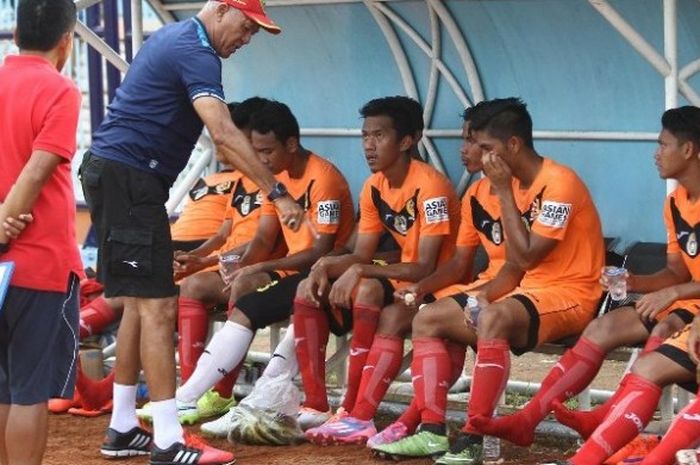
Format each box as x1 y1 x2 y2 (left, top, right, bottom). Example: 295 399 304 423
0 1 81 464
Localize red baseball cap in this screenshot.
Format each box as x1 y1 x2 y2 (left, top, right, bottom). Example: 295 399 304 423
220 0 281 35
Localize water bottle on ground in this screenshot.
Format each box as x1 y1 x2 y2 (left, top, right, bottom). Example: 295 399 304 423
677 449 700 465
482 417 501 462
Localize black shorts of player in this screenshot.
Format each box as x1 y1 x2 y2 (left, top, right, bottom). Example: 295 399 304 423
172 239 206 252
80 152 176 298
236 272 310 331
642 306 694 333
655 343 698 394
0 274 79 404
324 277 430 337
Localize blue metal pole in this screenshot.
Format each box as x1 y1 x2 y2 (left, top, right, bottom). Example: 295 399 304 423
86 4 104 133
103 0 121 101
122 0 133 63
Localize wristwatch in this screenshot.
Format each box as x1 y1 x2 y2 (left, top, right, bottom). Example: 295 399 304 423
267 181 288 202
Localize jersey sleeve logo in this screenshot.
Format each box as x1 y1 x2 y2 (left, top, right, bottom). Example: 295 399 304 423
537 200 572 229
231 180 262 217
670 198 700 258
371 186 419 236
423 196 449 225
189 178 234 201
470 196 503 245
317 200 341 225
522 187 545 230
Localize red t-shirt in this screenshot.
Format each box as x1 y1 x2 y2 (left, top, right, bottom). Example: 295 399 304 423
0 55 83 292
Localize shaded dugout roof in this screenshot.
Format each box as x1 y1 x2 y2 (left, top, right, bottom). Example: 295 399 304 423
75 0 700 243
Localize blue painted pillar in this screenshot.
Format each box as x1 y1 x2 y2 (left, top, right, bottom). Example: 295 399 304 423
86 4 104 132
103 0 121 101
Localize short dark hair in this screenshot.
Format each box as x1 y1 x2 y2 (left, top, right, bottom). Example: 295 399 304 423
229 97 270 130
16 0 77 51
470 97 534 149
394 96 424 134
662 106 700 147
249 100 300 144
360 97 415 141
462 100 490 124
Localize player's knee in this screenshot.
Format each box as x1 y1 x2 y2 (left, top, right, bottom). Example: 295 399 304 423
179 274 209 300
354 278 385 306
377 304 413 337
650 318 683 340
141 298 177 326
630 353 665 384
478 304 515 337
581 315 614 342
412 304 441 337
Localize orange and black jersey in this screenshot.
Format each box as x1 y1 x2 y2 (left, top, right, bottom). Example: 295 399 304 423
171 170 238 241
261 153 354 256
515 158 604 294
358 159 459 265
219 174 265 252
458 177 544 281
665 185 700 280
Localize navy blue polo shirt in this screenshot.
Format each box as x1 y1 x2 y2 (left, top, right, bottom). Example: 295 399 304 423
90 17 225 185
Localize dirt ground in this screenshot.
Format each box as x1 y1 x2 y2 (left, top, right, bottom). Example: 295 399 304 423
45 413 578 465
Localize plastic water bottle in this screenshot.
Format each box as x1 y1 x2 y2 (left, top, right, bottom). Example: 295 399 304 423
482 418 501 462
466 296 480 328
677 449 700 465
603 266 627 301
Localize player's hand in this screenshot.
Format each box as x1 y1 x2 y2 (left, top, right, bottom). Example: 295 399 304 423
3 213 33 239
634 287 677 322
173 254 206 280
394 284 422 308
482 151 512 192
274 195 305 232
301 266 330 306
687 317 700 365
221 264 260 291
329 264 362 309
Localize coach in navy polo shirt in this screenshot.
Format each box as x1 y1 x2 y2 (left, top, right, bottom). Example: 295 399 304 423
80 1 302 464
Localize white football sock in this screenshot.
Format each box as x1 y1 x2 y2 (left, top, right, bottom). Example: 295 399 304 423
109 383 139 433
176 321 253 403
264 324 299 378
150 398 184 449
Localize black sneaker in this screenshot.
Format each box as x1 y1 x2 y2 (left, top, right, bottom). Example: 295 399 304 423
150 434 235 465
101 426 152 458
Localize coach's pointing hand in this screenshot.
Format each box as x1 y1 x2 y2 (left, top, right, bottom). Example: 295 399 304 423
274 195 305 231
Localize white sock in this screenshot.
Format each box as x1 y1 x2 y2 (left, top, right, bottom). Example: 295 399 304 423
176 321 253 403
109 383 139 433
264 324 299 378
151 398 184 450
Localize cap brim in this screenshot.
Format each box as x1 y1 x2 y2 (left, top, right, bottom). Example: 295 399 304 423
243 11 281 34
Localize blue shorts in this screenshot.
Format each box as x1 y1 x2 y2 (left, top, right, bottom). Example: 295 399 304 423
0 274 80 405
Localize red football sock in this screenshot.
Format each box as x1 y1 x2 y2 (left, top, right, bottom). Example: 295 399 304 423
639 397 700 465
553 373 633 440
463 339 510 434
569 374 662 465
177 297 209 383
641 335 665 355
293 298 330 412
351 335 404 420
473 336 606 446
411 337 452 425
341 303 380 412
79 296 117 339
76 364 116 411
397 341 466 430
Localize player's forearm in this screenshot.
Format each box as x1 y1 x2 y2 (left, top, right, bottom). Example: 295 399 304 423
497 189 533 268
239 236 273 267
254 246 332 274
190 234 226 257
0 153 60 243
316 254 367 279
413 256 470 296
354 261 436 284
479 262 524 302
628 268 688 293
